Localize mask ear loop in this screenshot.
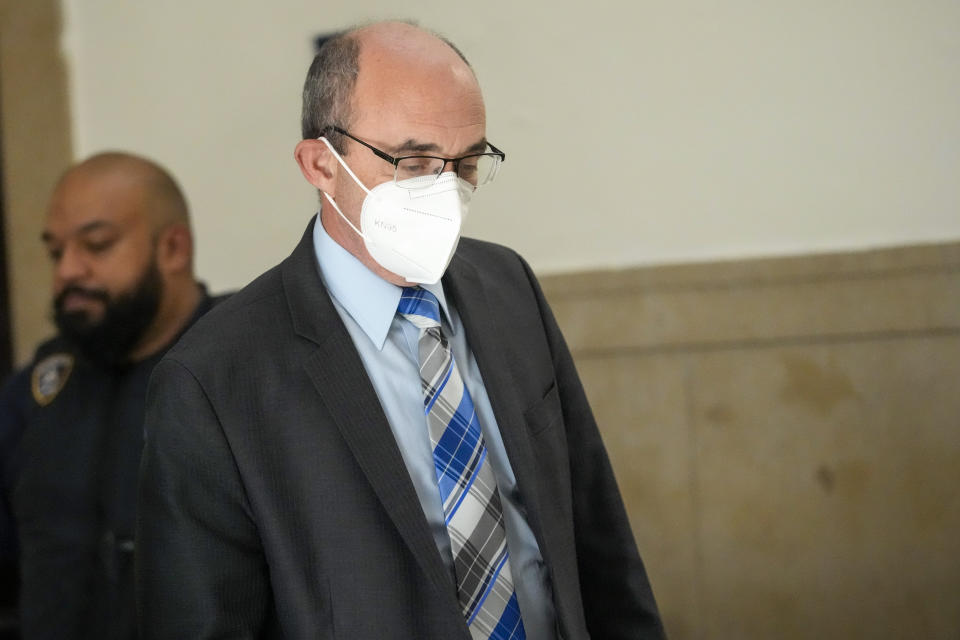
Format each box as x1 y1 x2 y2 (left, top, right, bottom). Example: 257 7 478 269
317 136 373 196
317 136 371 240
316 136 460 284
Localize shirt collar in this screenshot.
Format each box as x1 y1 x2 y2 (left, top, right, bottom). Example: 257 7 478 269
312 214 453 350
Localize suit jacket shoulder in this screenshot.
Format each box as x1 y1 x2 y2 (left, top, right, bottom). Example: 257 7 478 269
139 220 666 639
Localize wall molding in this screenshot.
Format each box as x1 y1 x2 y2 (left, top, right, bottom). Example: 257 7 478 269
540 241 960 357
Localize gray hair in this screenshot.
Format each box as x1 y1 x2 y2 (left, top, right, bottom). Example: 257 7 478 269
300 32 360 153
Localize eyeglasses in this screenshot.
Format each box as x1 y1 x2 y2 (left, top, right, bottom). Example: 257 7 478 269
324 126 505 190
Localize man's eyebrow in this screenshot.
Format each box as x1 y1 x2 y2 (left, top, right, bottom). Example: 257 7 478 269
464 139 490 154
41 220 117 243
391 138 490 156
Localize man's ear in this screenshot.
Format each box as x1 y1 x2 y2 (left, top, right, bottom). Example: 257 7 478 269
294 138 338 196
155 223 193 275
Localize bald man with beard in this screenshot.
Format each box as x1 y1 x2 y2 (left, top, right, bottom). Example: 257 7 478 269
0 152 224 639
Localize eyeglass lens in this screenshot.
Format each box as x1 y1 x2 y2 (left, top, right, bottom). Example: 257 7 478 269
395 154 499 189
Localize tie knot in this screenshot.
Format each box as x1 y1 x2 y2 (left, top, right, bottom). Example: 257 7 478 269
398 287 442 330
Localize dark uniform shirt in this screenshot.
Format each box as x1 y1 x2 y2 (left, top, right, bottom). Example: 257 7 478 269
0 290 222 639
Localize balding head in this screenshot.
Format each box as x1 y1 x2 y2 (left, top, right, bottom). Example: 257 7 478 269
350 22 482 130
43 151 199 363
300 21 478 152
352 21 473 73
55 151 190 233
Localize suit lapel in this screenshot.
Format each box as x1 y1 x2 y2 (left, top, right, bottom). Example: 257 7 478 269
442 255 549 551
281 219 462 613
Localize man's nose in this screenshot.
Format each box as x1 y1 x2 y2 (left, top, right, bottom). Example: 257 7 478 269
54 244 89 284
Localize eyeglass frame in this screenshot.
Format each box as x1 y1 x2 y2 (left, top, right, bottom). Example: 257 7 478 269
322 126 505 187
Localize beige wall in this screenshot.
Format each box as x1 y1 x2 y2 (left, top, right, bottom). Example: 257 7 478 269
0 0 71 365
2 4 958 636
2 0 956 363
59 0 960 290
541 241 960 638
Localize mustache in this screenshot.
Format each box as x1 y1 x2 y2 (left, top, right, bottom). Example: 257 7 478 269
54 285 110 311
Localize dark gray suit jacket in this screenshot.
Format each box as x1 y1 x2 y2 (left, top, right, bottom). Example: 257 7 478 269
136 219 665 639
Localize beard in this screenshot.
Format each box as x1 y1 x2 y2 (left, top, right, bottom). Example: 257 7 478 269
53 259 163 367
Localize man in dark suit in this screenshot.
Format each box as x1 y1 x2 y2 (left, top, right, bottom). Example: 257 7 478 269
137 21 665 639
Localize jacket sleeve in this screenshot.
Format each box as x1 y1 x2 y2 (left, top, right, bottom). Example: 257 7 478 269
519 255 667 639
136 357 273 639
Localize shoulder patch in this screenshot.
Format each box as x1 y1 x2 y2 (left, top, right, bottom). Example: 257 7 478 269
31 353 75 406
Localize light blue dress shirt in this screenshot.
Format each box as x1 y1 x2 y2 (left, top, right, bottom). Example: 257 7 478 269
312 216 556 639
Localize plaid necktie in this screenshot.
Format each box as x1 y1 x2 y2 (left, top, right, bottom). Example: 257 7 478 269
398 287 526 640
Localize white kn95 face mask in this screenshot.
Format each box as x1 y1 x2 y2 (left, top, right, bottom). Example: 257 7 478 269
318 136 473 285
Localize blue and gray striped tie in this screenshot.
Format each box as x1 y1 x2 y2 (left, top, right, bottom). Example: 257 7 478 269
398 287 526 640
